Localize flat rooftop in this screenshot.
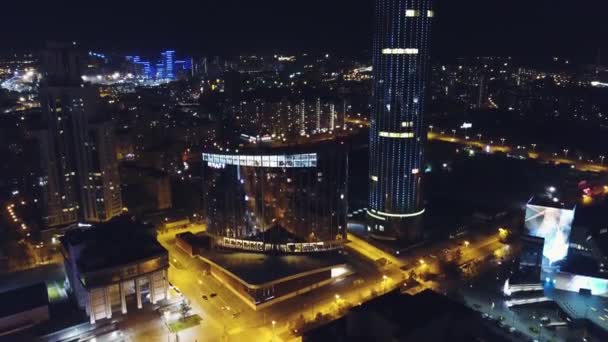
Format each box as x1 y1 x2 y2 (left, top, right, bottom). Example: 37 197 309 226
0 282 48 318
199 249 346 285
62 217 167 273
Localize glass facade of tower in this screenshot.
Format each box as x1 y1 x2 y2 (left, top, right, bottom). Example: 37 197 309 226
368 0 433 240
202 142 348 253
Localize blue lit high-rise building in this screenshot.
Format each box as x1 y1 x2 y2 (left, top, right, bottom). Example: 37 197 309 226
142 62 153 79
163 50 175 80
126 50 190 82
368 0 434 241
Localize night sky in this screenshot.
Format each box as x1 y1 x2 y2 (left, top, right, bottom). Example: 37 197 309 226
1 0 606 60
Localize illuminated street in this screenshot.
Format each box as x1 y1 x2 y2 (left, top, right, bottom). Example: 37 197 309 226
143 224 513 341
428 131 608 173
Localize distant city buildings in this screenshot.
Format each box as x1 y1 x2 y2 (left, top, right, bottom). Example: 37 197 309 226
126 50 192 82
229 97 346 139
368 0 434 241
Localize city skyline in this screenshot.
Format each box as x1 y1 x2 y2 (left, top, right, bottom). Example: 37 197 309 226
2 2 608 342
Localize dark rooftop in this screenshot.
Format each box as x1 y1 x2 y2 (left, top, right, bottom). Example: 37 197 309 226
62 217 167 273
0 283 48 318
561 254 605 278
199 249 346 285
572 198 608 257
349 289 476 331
304 289 510 342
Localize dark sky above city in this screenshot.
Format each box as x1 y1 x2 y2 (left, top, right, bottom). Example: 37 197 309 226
1 0 607 61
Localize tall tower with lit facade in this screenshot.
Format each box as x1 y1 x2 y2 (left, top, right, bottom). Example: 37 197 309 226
368 0 434 241
37 43 123 227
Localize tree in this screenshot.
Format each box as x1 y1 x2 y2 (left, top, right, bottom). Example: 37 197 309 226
450 248 462 262
179 300 192 321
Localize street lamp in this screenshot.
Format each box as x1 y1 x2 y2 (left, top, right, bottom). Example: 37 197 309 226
531 143 537 152
419 259 425 266
464 241 470 247
500 138 506 146
563 149 569 158
271 320 276 340
429 125 434 133
451 129 456 138
600 155 605 165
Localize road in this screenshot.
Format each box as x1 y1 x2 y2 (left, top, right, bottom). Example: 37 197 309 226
428 131 607 173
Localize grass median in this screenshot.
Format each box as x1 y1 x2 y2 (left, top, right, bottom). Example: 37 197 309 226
168 315 202 333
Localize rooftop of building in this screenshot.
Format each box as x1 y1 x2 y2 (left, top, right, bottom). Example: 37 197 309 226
203 134 349 155
62 217 167 274
199 248 346 286
304 289 510 342
561 254 606 279
572 197 608 257
348 289 476 329
0 282 48 318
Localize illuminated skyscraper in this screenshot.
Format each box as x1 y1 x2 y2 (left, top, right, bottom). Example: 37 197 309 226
163 50 175 80
37 43 123 227
368 0 434 240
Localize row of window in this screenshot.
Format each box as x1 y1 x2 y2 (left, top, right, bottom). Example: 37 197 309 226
202 153 318 168
379 131 415 139
405 9 434 18
382 48 419 55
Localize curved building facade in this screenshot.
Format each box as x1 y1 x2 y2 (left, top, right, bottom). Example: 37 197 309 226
202 141 348 253
368 0 434 241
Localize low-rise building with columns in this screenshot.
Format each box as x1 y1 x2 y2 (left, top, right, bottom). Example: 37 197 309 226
61 218 169 324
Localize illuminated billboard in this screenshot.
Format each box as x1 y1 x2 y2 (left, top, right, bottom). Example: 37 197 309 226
525 203 575 265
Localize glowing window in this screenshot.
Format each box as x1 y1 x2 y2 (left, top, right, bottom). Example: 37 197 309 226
427 10 435 17
382 48 419 55
406 10 419 17
379 131 415 139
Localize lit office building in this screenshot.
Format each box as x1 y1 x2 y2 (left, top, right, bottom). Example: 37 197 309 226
368 0 434 241
202 141 348 253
